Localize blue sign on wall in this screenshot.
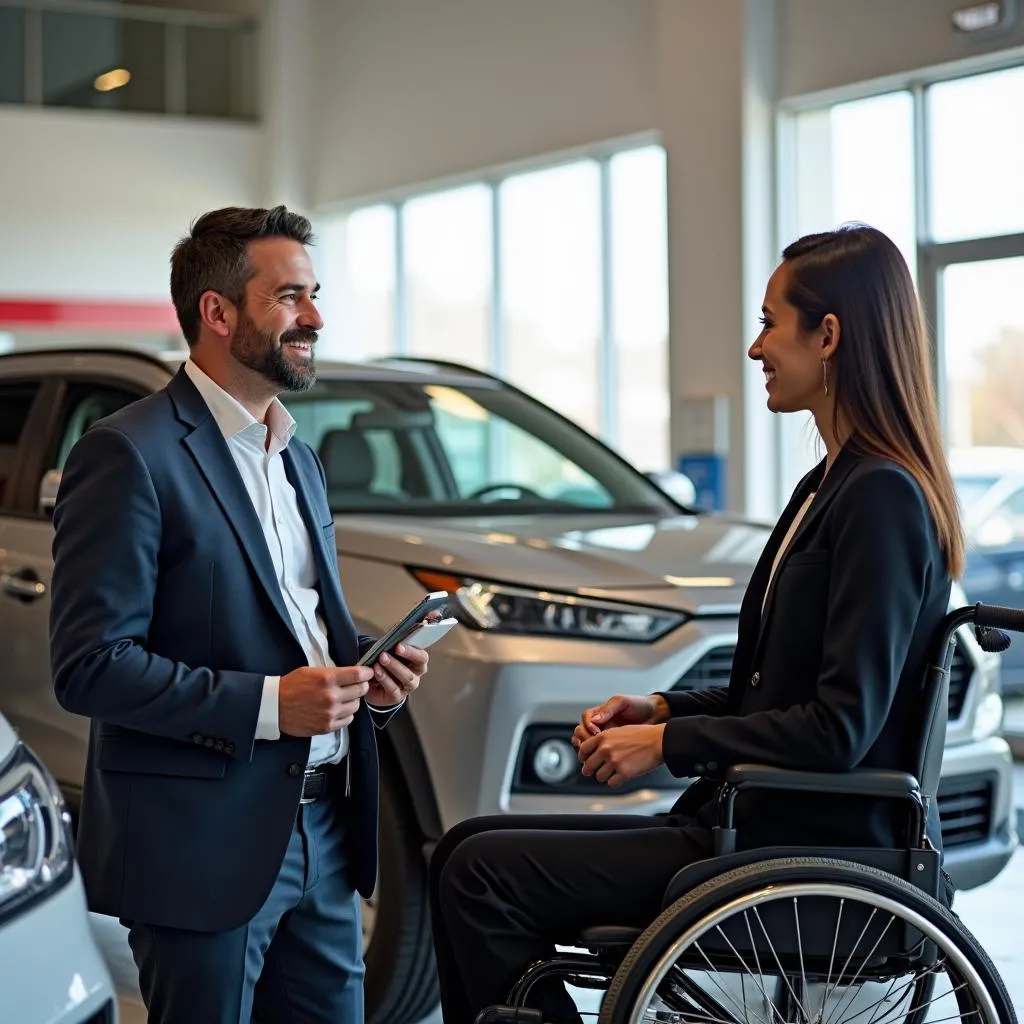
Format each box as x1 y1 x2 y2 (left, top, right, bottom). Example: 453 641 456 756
679 453 726 511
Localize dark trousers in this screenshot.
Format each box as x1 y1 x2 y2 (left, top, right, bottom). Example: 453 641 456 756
429 813 711 1024
126 795 363 1024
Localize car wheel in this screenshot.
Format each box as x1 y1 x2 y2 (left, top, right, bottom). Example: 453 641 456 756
364 752 439 1024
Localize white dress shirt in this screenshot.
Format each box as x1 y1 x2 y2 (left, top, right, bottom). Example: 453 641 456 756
184 359 346 767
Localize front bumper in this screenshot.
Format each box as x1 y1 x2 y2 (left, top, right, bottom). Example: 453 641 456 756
0 867 118 1023
938 736 1017 891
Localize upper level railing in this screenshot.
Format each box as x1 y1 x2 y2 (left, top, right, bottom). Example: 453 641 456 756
0 0 259 119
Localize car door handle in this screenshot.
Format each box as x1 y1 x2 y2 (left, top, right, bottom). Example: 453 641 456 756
1 570 47 603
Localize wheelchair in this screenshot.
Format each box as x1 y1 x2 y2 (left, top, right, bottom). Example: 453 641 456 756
476 602 1023 1024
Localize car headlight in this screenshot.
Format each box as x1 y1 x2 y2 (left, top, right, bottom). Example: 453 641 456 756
0 742 73 923
410 570 685 642
972 692 1004 742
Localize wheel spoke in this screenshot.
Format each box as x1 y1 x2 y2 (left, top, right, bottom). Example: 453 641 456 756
688 941 764 1024
792 899 809 1022
823 913 896 1024
709 923 787 1024
752 905 810 1023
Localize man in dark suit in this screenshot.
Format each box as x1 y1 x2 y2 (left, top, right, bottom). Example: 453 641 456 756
49 206 430 1023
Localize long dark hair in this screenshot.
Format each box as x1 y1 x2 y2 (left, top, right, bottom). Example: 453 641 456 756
783 225 964 578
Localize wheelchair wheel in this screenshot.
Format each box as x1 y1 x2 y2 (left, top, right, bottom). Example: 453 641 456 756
599 857 1015 1024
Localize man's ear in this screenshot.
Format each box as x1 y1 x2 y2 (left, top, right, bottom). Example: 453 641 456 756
820 313 841 361
198 291 235 339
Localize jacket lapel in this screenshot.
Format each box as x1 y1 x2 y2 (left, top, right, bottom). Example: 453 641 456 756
167 370 302 648
755 445 860 650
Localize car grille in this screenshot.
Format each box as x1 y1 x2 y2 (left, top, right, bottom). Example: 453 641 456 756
674 645 735 688
674 643 973 721
936 774 994 848
948 639 971 720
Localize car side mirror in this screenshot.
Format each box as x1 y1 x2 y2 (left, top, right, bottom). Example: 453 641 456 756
39 469 61 517
645 469 697 508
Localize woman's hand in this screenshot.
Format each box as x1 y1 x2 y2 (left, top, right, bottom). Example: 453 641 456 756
571 693 669 752
578 724 667 787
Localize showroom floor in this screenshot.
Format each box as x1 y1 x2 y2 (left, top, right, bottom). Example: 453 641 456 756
95 760 1024 1022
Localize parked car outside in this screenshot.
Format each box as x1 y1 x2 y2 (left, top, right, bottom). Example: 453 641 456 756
0 349 1017 1024
0 709 118 1023
951 446 1024 695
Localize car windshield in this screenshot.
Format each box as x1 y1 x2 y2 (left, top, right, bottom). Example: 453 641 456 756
281 375 679 517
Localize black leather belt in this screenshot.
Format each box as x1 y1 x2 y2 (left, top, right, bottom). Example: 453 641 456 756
300 764 339 804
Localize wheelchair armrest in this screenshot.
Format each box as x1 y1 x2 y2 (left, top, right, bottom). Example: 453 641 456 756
722 763 922 800
710 764 927 855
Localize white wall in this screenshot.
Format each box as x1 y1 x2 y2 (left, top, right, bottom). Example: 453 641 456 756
779 0 1024 100
312 0 660 206
0 107 262 299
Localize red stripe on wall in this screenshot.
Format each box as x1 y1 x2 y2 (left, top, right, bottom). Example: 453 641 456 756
0 298 179 333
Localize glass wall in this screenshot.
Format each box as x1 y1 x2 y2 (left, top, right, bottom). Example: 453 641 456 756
329 143 672 472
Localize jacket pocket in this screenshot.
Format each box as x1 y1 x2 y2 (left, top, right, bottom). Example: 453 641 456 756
96 740 226 779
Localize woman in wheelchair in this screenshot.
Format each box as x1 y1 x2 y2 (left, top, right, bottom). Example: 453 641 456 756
429 226 1015 1024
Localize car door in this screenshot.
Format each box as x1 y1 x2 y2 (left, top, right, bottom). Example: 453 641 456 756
0 376 146 797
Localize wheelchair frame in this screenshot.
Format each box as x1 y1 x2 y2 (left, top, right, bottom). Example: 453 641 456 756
474 602 1024 1024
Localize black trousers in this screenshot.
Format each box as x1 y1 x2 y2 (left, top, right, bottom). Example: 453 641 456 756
429 813 712 1024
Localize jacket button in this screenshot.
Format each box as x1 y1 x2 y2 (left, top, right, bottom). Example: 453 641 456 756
225 743 235 755
192 734 204 744
287 762 302 777
706 761 719 772
203 737 215 748
694 763 705 774
214 740 225 752
750 671 761 688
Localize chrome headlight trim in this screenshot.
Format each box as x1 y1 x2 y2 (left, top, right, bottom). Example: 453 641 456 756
0 742 74 927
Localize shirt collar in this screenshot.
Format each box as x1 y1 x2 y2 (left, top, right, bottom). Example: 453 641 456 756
184 358 296 450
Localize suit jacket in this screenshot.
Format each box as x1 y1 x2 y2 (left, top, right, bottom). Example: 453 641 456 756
661 445 950 851
50 369 392 932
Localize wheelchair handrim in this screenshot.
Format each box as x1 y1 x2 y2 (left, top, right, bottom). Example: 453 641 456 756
628 881 1000 1024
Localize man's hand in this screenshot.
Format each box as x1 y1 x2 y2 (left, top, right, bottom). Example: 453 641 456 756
572 693 669 752
366 642 429 708
278 666 373 736
577 724 666 787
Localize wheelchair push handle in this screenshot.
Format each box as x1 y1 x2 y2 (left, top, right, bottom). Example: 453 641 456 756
973 601 1024 634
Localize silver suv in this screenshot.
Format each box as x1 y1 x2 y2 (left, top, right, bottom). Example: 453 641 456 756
0 348 1016 1024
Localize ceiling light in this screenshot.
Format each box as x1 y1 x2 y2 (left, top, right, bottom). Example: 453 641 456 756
94 69 131 92
951 1 1004 31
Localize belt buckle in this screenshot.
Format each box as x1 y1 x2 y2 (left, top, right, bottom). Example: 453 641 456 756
299 768 319 804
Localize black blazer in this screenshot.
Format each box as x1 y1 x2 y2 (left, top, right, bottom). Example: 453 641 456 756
50 369 393 932
661 446 951 851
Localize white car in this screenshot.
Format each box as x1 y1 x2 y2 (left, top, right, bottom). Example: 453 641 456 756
0 712 118 1023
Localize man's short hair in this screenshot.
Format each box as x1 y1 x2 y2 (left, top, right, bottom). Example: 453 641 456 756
170 205 314 346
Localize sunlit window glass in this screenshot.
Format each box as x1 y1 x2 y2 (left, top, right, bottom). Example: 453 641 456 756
405 185 491 369
610 146 670 471
500 161 602 434
928 66 1024 242
339 206 396 362
793 91 915 274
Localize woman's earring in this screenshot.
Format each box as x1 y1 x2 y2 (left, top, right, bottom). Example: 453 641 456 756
822 359 829 397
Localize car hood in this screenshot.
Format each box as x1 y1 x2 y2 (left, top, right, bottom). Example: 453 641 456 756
334 512 772 613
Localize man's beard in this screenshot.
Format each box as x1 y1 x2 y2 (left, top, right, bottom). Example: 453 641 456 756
231 312 317 393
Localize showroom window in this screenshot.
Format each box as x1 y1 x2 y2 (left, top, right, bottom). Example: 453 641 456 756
328 143 672 473
0 0 257 118
780 64 1024 495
